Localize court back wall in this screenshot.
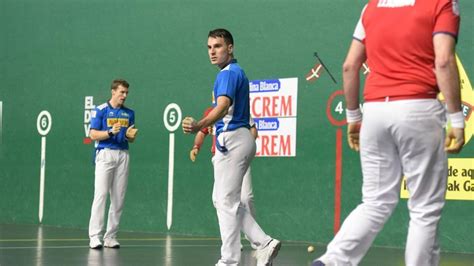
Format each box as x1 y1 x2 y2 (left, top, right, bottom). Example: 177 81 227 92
1 0 473 253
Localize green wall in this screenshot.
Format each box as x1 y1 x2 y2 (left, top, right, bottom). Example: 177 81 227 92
1 0 473 253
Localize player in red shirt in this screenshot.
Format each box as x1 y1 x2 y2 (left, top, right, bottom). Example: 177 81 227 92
313 1 464 265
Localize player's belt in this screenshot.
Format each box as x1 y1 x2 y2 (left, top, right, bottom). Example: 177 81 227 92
366 94 436 102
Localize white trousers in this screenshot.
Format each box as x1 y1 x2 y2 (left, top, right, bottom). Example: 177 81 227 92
241 166 256 219
212 128 271 265
89 149 130 240
320 99 448 266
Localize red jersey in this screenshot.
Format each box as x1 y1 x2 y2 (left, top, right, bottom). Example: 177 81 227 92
353 0 460 101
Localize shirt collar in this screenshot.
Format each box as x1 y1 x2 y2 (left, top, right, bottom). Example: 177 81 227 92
220 59 237 69
107 101 122 110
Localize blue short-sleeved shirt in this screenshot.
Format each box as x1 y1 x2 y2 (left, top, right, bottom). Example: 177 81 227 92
90 102 135 150
213 59 250 134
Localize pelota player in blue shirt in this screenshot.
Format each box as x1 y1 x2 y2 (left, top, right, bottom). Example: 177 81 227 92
88 79 138 249
182 28 280 266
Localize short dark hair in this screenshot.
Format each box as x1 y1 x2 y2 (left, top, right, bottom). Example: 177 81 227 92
208 28 234 45
111 79 129 90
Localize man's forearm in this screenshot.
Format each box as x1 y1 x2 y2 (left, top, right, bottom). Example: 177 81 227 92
343 69 361 110
342 40 365 110
90 129 111 141
436 54 462 113
197 99 229 130
434 34 462 114
193 131 207 148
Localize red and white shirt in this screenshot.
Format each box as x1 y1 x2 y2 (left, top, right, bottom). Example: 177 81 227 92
353 0 460 101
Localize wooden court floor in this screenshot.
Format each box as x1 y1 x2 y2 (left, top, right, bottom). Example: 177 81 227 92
0 224 472 266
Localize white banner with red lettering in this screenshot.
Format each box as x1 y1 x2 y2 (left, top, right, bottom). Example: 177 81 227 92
250 78 298 157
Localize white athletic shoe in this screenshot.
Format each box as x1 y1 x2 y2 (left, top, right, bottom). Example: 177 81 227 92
251 242 259 250
104 238 120 248
255 239 281 266
89 238 103 249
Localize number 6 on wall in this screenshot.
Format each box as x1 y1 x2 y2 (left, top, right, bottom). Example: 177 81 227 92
36 110 52 223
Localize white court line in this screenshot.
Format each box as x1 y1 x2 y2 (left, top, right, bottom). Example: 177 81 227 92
0 237 221 242
0 244 221 250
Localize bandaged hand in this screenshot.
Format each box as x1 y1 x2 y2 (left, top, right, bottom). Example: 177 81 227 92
182 116 198 134
347 122 361 152
126 125 138 140
445 127 464 154
111 122 121 135
189 148 199 162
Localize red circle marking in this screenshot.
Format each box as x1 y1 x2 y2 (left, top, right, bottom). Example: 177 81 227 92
326 90 347 127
